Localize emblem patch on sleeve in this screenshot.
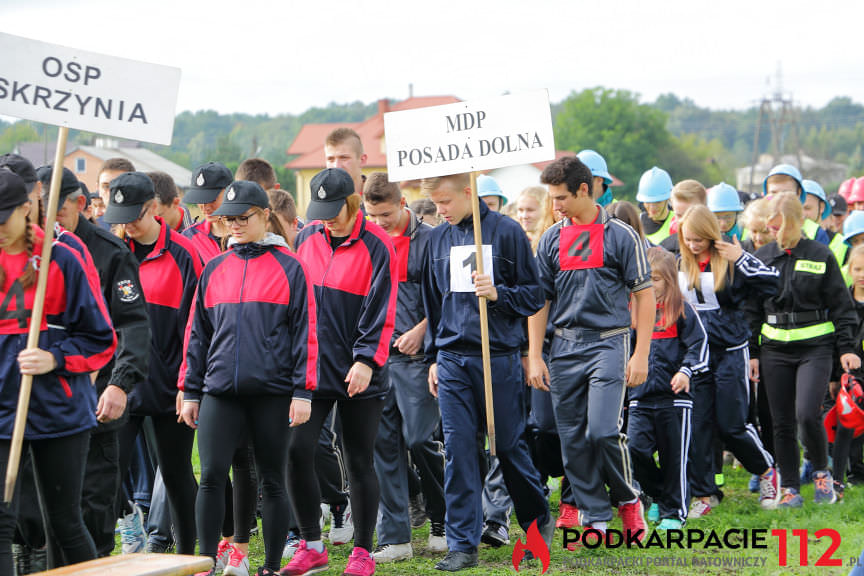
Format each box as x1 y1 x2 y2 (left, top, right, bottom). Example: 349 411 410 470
117 279 140 303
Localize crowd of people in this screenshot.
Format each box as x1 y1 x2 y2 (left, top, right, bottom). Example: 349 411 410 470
0 126 863 576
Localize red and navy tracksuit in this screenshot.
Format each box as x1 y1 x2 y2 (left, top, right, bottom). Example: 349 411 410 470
681 251 779 499
536 205 650 524
373 210 446 547
750 238 858 491
628 302 708 522
182 219 223 264
0 228 116 571
422 200 550 553
291 214 397 553
185 233 318 569
117 217 202 554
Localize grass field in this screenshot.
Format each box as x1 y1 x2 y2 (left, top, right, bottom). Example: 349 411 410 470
233 467 864 575
119 439 864 575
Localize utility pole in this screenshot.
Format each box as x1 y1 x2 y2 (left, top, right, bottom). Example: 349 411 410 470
748 62 802 193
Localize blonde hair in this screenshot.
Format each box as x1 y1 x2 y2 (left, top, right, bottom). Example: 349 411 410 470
420 173 470 196
848 245 864 273
678 205 733 293
740 197 771 231
671 179 707 205
647 247 685 329
345 194 363 221
517 186 554 252
767 192 804 250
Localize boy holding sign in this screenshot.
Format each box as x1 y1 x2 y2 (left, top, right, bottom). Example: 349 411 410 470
527 156 654 544
421 173 553 572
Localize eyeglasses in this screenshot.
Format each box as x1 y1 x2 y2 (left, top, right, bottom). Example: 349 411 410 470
130 202 151 223
220 210 260 226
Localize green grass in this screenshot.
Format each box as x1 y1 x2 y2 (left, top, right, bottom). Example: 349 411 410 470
243 467 864 575
127 438 864 575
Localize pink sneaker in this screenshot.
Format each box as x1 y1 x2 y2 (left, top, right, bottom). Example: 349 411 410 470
280 541 329 576
343 547 375 576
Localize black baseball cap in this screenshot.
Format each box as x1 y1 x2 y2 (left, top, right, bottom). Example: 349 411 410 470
829 194 848 216
0 154 37 191
0 170 30 224
212 181 269 217
307 168 354 221
103 172 155 224
37 166 84 211
187 162 233 204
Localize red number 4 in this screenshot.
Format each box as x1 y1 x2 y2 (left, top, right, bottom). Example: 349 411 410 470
772 529 841 567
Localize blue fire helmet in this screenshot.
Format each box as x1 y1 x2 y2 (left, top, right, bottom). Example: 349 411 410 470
636 167 673 203
707 182 744 213
843 210 864 244
763 164 806 204
477 174 507 205
576 150 613 186
802 179 831 220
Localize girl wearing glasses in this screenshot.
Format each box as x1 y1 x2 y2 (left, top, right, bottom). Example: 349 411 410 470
182 181 318 576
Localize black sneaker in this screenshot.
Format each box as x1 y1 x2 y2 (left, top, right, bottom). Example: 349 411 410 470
434 550 478 572
480 522 509 548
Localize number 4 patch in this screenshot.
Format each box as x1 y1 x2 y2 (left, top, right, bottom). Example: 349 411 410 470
559 224 604 270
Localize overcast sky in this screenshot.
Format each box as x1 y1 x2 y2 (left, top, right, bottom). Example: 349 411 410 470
2 0 863 116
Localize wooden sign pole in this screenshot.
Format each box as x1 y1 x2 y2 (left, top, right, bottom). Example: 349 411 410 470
5 126 68 503
469 172 496 456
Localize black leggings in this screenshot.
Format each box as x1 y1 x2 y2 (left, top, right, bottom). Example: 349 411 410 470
118 414 197 554
761 343 833 490
0 431 95 573
289 397 384 552
197 394 292 571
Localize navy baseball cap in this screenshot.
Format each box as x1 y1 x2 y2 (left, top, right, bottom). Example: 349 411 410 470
0 154 37 191
307 168 354 221
829 194 848 216
0 170 30 224
187 162 233 204
212 181 269 217
103 172 155 224
37 166 84 212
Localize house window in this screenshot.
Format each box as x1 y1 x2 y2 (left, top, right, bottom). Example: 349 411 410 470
75 158 86 173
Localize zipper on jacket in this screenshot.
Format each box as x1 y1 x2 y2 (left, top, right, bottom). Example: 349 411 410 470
234 257 249 395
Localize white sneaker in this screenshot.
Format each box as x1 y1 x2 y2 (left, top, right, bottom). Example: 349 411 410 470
372 542 413 562
428 521 447 553
328 501 354 545
118 503 147 554
282 533 301 559
222 545 250 576
320 502 331 531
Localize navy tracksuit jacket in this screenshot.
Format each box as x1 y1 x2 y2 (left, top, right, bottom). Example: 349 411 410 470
421 200 548 552
295 215 396 399
628 301 708 521
0 231 116 439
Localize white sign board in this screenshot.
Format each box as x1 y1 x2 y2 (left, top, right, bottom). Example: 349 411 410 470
0 32 181 145
384 90 555 182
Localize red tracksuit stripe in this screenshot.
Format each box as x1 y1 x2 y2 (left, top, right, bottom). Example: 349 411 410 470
204 252 294 306
364 226 398 367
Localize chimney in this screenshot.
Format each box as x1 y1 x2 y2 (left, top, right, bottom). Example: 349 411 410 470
378 98 390 115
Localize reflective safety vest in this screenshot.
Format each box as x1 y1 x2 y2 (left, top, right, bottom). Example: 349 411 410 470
761 321 835 343
802 219 820 240
829 233 851 286
646 211 675 245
